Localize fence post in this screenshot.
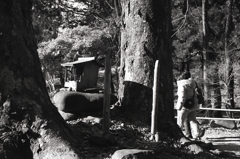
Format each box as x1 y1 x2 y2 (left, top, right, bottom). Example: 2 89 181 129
151 60 159 141
103 53 111 135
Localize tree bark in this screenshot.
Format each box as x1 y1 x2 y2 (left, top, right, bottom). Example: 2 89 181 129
212 66 222 117
202 0 210 107
224 0 235 109
119 0 182 139
0 1 82 158
119 0 156 123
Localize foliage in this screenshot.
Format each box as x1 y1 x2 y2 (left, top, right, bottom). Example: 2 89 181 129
34 0 120 89
171 0 240 108
32 0 118 43
172 0 240 75
32 0 90 43
38 25 116 83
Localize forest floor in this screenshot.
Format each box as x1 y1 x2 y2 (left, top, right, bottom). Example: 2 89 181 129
204 126 240 157
67 114 240 159
0 111 239 158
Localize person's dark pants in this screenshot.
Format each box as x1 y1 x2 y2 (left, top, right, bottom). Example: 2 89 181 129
184 119 192 138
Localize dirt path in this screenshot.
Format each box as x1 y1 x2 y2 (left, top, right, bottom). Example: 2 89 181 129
204 127 240 157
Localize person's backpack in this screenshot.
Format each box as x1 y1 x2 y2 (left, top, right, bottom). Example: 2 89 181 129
184 98 194 109
183 85 195 109
195 82 204 104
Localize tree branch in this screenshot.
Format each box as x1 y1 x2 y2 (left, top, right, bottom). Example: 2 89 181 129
171 0 189 38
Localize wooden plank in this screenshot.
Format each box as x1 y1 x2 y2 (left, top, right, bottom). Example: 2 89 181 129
199 108 240 112
196 117 240 121
174 108 240 121
174 116 240 121
174 108 240 112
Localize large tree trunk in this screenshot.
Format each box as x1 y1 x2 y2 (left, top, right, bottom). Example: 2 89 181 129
0 1 81 158
118 0 156 123
119 0 182 138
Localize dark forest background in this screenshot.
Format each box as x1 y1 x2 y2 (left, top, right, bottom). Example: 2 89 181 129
36 0 240 109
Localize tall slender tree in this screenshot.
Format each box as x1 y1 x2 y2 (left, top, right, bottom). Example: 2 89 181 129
224 0 235 109
202 0 210 106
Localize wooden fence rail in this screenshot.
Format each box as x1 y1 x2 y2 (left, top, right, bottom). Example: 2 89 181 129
199 107 240 112
175 107 240 121
195 117 240 121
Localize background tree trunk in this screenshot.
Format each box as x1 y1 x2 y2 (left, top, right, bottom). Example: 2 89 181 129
202 0 210 107
119 0 182 138
224 0 235 109
103 53 111 135
0 1 81 158
212 66 222 117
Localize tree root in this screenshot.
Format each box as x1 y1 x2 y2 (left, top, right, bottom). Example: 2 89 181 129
179 136 235 158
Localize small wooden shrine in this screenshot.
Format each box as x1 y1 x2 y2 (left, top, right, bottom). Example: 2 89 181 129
61 57 102 92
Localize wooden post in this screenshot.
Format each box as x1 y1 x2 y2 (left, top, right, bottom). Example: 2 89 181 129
64 67 67 82
151 60 159 141
103 53 111 135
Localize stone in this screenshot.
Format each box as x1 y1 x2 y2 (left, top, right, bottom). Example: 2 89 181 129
82 116 103 124
211 120 236 129
53 91 118 114
111 149 155 159
58 110 78 121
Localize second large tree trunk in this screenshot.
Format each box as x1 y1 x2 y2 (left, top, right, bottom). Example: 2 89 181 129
119 0 156 123
118 0 181 138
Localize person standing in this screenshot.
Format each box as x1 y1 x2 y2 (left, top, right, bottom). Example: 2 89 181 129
176 71 204 140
